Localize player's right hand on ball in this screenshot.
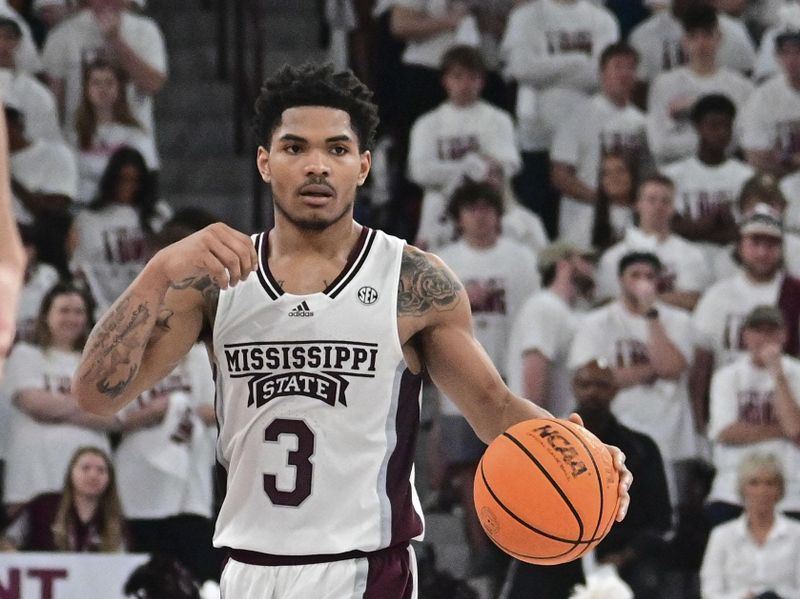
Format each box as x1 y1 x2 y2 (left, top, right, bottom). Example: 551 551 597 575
153 223 258 289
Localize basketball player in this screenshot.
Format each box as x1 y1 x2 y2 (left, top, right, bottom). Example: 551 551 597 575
0 98 26 378
73 64 632 597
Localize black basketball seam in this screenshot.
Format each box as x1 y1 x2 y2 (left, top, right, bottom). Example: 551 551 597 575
551 420 606 544
502 431 585 543
479 461 582 560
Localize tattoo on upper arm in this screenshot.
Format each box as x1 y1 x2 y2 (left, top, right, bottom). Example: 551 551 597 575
397 247 462 316
80 297 151 399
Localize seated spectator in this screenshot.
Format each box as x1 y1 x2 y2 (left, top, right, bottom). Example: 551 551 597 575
7 102 76 226
701 452 800 598
551 43 649 247
692 204 800 431
714 175 800 281
578 360 672 597
433 181 539 587
14 223 58 342
500 0 619 236
0 1 44 75
67 146 170 314
0 17 60 142
42 0 167 138
408 45 520 250
69 58 158 205
7 100 76 275
646 4 754 166
2 284 115 514
590 152 637 253
665 94 754 266
0 446 125 552
706 306 800 526
630 0 756 99
740 28 800 178
595 174 709 310
754 2 800 82
569 251 698 504
506 241 596 417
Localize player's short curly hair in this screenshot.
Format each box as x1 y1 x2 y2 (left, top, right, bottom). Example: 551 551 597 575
253 63 379 152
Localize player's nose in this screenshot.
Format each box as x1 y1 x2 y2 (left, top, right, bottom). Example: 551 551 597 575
303 149 331 177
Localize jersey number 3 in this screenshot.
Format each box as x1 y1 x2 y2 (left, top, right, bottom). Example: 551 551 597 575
263 419 315 507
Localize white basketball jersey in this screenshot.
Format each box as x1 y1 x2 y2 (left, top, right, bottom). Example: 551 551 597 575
212 228 424 556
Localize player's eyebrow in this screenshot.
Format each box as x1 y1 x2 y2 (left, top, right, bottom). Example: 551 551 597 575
326 135 354 144
278 134 307 143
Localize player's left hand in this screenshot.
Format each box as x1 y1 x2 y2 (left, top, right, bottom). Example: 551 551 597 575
568 412 632 522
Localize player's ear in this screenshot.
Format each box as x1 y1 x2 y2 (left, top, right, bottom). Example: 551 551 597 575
257 146 271 183
357 150 371 187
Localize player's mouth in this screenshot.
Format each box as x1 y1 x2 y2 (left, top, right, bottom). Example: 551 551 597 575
298 184 335 205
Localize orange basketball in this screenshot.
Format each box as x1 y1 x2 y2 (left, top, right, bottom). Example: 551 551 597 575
474 418 620 565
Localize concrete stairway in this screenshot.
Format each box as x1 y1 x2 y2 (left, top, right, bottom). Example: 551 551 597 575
148 1 326 232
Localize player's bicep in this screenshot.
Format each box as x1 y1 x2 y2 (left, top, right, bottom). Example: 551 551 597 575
135 303 204 394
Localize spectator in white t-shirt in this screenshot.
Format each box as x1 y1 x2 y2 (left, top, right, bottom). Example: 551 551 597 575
691 204 800 432
596 174 709 310
701 452 800 599
665 94 754 265
590 151 637 252
69 58 158 205
0 18 60 143
569 250 698 503
706 306 800 527
714 174 800 281
646 4 754 166
42 0 167 137
1 282 116 514
67 146 170 314
433 180 539 581
741 28 800 178
631 0 756 99
754 1 800 82
408 45 520 250
500 0 619 236
551 42 649 247
506 241 595 418
0 1 44 75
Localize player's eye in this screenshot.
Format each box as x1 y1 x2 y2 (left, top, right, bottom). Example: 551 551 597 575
330 145 348 156
285 144 302 154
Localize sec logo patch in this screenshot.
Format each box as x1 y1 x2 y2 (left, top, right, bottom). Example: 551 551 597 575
358 286 379 305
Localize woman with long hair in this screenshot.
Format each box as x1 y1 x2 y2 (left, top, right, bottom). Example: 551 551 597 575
1 282 115 516
67 146 171 313
69 59 158 205
1 446 126 552
591 152 637 252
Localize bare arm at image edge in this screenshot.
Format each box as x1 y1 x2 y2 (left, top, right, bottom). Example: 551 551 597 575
0 100 27 377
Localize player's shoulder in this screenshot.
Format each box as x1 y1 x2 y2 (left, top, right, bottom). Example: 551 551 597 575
397 244 464 317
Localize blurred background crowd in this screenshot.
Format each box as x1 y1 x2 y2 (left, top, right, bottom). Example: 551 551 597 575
4 0 800 598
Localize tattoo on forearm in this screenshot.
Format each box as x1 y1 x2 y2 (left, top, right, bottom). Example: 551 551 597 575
80 297 151 399
397 247 462 316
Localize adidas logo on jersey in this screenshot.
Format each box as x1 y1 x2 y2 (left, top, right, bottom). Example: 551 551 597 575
288 301 314 317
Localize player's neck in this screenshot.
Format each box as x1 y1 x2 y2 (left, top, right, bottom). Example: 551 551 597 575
270 216 361 259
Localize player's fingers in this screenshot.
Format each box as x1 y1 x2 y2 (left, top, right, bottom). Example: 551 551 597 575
206 237 244 287
616 488 630 522
566 412 584 427
210 224 258 276
200 254 231 290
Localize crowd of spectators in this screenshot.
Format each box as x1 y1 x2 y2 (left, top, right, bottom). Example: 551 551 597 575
4 1 800 598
